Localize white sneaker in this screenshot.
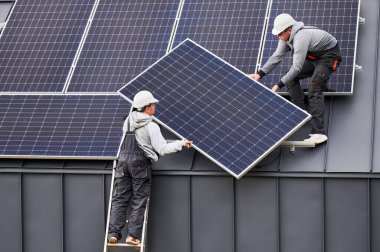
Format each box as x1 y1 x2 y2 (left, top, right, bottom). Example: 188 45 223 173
108 236 118 244
305 134 328 144
126 236 141 246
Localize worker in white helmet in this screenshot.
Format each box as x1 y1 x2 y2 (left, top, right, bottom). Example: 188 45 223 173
251 13 342 144
108 90 192 246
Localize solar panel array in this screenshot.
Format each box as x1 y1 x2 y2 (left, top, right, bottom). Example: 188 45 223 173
259 0 360 94
119 40 310 178
0 0 181 158
173 0 268 74
0 0 95 92
0 95 129 158
67 0 180 93
0 0 359 161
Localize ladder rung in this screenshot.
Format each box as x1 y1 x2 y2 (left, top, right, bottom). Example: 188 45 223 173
107 243 141 248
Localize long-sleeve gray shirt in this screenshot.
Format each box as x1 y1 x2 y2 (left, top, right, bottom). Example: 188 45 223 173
260 22 337 86
122 111 184 162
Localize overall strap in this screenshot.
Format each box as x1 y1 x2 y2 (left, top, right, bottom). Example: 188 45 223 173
126 115 133 133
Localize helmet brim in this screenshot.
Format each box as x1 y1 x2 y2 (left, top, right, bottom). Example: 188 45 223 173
134 98 159 109
272 27 285 36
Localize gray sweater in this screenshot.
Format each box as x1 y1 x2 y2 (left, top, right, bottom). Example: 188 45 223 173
122 111 184 162
260 22 337 86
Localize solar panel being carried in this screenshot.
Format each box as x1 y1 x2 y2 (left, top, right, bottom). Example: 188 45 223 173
0 95 129 159
119 39 310 178
0 0 95 92
172 0 268 74
66 0 180 93
259 0 360 94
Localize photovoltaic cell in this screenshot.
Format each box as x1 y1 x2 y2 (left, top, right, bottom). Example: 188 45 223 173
173 0 268 74
0 0 95 92
0 95 130 158
119 39 310 178
259 0 360 94
67 0 180 93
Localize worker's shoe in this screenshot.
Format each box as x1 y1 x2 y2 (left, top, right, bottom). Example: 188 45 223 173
108 236 118 244
126 235 141 246
305 134 328 144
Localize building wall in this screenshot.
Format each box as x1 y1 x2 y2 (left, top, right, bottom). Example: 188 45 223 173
2 160 380 252
0 160 113 252
149 174 380 252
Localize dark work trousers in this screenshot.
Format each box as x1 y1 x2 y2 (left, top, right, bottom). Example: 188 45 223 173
286 44 341 135
108 131 152 240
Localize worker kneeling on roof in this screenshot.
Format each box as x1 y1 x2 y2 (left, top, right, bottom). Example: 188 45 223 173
251 13 342 144
108 90 192 246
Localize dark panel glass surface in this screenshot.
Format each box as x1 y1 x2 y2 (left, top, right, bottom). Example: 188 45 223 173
119 40 310 178
0 0 95 92
173 0 268 74
0 95 129 158
67 0 179 92
260 0 359 94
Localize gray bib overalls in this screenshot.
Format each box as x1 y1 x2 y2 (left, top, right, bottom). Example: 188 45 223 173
108 123 152 240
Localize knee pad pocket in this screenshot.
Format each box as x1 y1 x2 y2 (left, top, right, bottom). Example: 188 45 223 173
311 70 330 89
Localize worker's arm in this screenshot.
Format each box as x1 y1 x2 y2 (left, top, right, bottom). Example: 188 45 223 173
148 123 192 156
252 40 290 80
278 34 309 87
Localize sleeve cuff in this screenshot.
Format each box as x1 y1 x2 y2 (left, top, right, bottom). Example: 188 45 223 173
277 80 285 89
257 70 266 78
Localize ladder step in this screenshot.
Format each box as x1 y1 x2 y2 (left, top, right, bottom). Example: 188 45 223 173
107 243 141 248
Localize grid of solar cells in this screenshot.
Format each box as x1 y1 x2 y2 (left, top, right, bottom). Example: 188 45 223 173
172 0 268 74
259 0 359 94
67 0 180 93
119 39 310 178
0 95 130 158
0 0 95 92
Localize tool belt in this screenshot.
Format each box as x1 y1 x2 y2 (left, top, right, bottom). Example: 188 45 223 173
306 43 342 71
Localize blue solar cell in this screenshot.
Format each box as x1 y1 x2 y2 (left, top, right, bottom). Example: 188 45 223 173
0 0 95 92
259 0 359 94
0 95 130 158
67 0 180 92
119 39 310 178
173 0 268 74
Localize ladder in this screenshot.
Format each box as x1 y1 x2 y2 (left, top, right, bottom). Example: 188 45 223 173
104 168 150 252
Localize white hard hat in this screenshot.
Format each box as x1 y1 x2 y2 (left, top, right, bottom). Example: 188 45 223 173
272 13 296 35
133 90 158 110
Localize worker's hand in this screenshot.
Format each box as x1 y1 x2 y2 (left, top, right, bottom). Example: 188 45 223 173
271 84 280 93
182 140 192 148
249 73 261 81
